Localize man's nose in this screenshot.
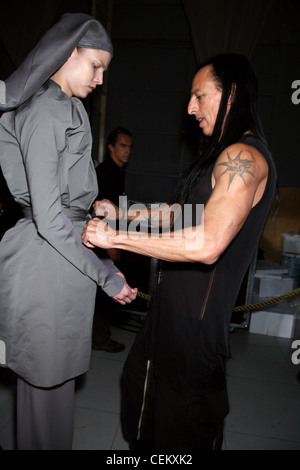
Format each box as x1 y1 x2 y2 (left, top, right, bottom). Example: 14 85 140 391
187 97 197 115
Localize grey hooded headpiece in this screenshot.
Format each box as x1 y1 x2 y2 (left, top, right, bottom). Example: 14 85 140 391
0 13 113 111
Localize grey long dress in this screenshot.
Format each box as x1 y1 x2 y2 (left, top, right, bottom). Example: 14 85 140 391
0 79 124 387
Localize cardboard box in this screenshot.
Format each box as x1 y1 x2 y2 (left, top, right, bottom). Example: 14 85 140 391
249 310 295 338
281 233 300 254
281 252 300 278
253 274 299 297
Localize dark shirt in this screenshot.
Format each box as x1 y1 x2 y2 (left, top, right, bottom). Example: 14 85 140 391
155 134 277 387
95 157 125 206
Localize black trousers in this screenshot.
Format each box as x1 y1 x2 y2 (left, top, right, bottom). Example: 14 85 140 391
121 356 226 451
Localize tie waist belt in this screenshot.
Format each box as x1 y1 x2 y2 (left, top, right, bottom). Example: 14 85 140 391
22 206 90 222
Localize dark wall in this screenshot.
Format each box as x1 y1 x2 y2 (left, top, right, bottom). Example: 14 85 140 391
105 0 197 203
106 0 300 205
0 1 92 77
251 0 300 188
1 0 299 206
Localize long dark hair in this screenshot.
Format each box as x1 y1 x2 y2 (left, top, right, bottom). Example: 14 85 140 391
175 53 267 205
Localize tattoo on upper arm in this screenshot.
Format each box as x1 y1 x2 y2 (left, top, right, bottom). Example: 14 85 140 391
217 150 256 190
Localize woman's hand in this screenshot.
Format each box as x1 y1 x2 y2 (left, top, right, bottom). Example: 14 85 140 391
112 272 138 305
82 222 137 305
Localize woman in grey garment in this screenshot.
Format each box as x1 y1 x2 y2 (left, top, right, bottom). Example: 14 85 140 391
0 13 137 450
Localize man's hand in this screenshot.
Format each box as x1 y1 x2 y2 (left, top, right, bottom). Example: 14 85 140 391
82 217 115 249
93 199 122 219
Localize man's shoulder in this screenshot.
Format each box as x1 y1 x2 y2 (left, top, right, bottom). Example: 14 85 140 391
97 158 110 171
97 157 119 173
212 140 269 191
215 141 268 173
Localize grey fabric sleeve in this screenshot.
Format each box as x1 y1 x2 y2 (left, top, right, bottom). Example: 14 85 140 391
0 81 5 105
14 102 124 297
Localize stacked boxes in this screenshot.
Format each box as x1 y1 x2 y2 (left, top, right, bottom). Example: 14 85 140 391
281 233 300 255
249 238 300 338
281 233 300 279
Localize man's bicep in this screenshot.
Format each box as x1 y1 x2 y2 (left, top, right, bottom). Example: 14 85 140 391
205 157 259 250
214 145 260 192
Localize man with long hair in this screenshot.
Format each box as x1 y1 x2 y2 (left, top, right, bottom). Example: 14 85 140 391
83 53 277 450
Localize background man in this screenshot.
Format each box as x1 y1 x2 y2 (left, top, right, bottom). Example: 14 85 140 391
92 127 133 353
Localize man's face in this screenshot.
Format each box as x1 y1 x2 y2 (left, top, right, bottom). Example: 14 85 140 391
109 134 133 167
187 65 224 137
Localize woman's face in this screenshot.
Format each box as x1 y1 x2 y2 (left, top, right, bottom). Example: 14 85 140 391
187 65 223 137
61 47 112 98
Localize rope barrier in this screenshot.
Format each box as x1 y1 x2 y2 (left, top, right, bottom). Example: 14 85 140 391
137 286 300 312
137 290 152 302
232 286 300 312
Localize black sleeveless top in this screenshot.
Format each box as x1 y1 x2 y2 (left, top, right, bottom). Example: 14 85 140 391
151 134 277 390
